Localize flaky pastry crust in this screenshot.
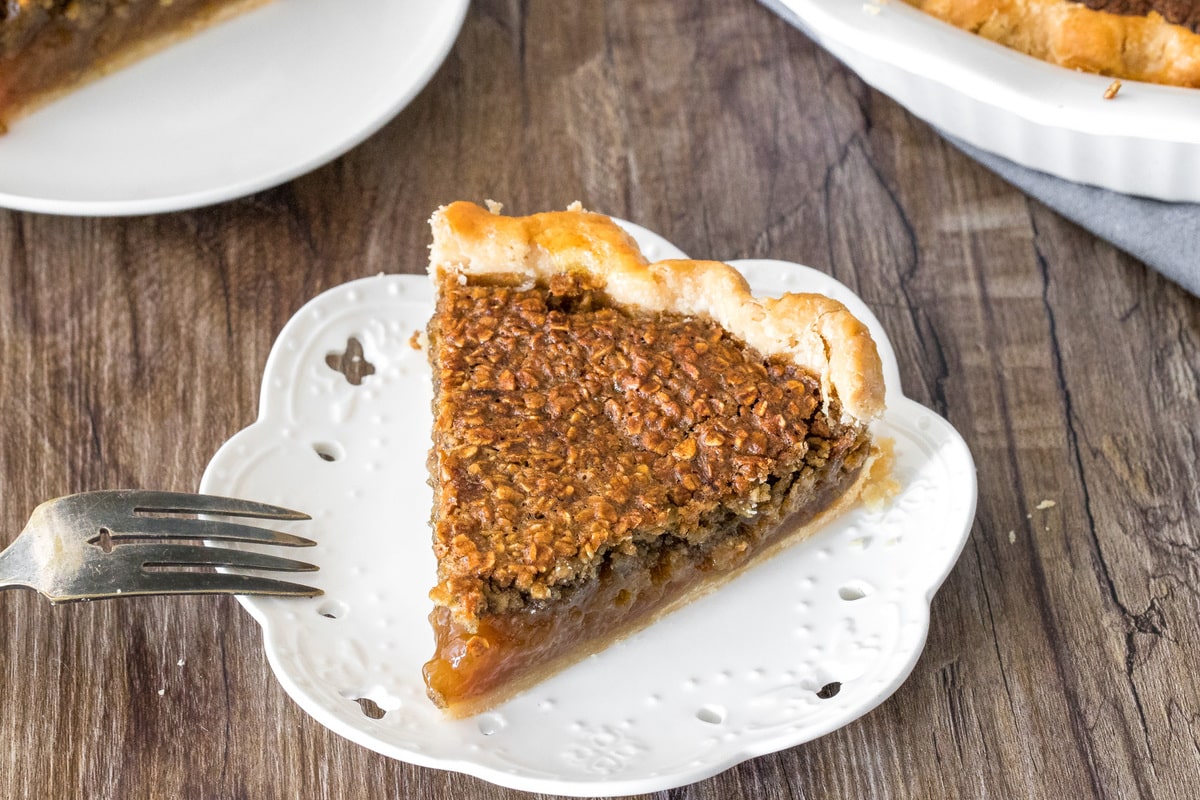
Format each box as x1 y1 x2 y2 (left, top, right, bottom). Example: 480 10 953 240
429 201 886 424
906 0 1200 86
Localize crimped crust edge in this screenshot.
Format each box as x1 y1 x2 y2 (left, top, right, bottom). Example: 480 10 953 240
429 201 886 424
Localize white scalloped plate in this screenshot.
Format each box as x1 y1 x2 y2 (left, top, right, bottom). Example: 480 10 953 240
200 223 976 796
772 0 1200 201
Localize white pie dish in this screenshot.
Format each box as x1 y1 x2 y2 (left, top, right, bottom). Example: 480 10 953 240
772 0 1200 202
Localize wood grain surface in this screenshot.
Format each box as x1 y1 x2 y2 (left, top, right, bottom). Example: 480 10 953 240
1 1 1199 798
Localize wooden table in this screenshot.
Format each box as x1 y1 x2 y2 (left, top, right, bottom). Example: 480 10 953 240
2 2 1197 797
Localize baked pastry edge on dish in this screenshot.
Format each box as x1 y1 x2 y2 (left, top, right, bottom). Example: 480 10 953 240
905 0 1200 87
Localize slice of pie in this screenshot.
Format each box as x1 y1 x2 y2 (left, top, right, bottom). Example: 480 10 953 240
905 0 1200 87
0 0 272 131
422 201 890 718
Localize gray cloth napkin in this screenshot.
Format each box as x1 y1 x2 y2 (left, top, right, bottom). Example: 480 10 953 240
947 140 1200 297
759 0 1200 298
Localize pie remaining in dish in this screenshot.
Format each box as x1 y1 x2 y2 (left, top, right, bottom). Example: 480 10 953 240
0 0 271 130
904 0 1200 87
422 201 890 718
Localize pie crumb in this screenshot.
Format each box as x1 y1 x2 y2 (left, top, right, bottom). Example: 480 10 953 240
860 439 900 510
1036 499 1056 510
1103 80 1121 100
408 330 422 350
1008 530 1015 544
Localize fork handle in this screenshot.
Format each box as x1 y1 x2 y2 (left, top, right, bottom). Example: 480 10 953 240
0 534 36 592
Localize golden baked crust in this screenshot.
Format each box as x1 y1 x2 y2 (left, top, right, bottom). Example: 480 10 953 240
905 0 1200 86
430 201 885 423
422 203 892 717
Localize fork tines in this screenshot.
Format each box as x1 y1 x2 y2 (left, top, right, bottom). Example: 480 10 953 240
72 489 317 548
123 490 311 521
56 490 323 599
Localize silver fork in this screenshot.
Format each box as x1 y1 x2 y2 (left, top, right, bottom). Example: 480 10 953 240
0 490 321 602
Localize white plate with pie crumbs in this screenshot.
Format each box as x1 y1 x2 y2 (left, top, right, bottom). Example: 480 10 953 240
770 0 1200 202
0 0 467 216
200 222 977 796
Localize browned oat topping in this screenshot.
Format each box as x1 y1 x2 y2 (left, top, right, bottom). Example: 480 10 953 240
428 271 863 624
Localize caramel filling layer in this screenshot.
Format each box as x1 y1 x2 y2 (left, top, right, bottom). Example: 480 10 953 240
423 438 868 712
